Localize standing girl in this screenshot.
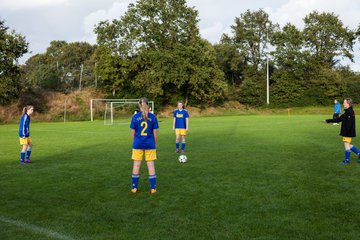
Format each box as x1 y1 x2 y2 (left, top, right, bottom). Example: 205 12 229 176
130 98 159 194
332 99 341 125
325 98 360 164
173 101 189 153
18 105 34 165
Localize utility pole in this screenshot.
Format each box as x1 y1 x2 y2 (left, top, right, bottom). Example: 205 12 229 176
94 62 97 88
79 64 83 91
266 22 270 105
38 61 41 86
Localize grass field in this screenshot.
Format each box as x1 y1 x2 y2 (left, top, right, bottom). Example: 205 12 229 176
1 115 360 239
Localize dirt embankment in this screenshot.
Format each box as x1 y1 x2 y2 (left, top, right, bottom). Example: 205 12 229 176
1 90 263 123
0 90 104 123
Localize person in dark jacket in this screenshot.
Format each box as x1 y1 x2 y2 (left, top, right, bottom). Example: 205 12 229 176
325 98 360 164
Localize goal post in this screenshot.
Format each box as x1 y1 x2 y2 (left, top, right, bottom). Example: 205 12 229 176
90 99 155 123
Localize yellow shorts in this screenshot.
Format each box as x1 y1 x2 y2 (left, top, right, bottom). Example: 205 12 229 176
132 149 156 161
343 137 352 143
19 137 32 145
175 129 187 136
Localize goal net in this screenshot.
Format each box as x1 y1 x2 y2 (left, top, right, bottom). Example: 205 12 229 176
90 99 154 125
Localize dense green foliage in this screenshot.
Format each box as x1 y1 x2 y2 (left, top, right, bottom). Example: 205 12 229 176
20 41 97 93
2 115 360 239
0 19 28 104
218 9 360 106
2 3 360 108
94 0 226 105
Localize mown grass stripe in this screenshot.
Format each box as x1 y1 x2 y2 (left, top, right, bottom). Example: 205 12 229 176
0 215 76 240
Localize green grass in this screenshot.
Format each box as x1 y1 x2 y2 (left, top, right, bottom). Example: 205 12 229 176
1 115 360 239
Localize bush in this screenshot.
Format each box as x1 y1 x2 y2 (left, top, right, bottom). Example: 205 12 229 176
18 89 47 113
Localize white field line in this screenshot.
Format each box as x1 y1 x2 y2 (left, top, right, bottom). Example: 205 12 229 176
0 215 77 240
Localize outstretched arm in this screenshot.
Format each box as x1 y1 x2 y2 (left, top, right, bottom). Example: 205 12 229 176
326 113 345 123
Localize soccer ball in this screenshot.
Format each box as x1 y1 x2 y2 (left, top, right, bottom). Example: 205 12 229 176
178 154 187 163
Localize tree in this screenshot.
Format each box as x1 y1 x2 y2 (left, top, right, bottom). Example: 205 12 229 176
95 0 226 105
223 9 277 105
214 35 244 88
272 24 304 72
20 54 46 89
338 66 360 103
22 41 96 92
303 11 355 67
0 19 28 104
59 42 97 91
270 23 306 105
224 9 276 71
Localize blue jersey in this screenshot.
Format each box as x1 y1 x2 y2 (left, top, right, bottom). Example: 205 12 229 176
334 102 341 114
173 109 189 129
130 112 159 150
19 114 30 137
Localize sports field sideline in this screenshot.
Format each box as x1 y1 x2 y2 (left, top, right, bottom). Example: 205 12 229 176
1 115 360 239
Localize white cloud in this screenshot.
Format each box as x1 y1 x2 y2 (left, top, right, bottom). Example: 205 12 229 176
265 0 360 71
200 22 228 43
0 0 68 10
82 1 134 44
269 0 360 29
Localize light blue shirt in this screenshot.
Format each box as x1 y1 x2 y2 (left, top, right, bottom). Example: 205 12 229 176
334 102 341 114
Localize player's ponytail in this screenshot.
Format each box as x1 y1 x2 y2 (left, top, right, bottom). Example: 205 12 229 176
22 105 34 114
139 97 149 121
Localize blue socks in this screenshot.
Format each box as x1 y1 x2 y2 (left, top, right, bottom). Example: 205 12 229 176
345 150 351 161
132 174 157 190
26 147 32 159
149 175 157 190
176 141 179 150
350 146 360 156
181 141 186 151
131 174 140 189
20 151 25 163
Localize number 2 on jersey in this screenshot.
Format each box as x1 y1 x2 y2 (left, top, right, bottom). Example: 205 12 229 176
140 121 148 136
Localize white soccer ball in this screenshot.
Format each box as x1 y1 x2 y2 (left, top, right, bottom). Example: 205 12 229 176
178 154 187 163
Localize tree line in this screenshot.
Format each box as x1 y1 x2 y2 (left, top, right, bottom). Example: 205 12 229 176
1 0 360 109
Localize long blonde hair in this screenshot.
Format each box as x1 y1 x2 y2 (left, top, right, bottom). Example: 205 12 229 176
22 105 34 114
138 97 149 121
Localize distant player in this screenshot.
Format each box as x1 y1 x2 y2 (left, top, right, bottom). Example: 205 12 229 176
173 101 189 153
18 105 34 165
130 97 159 194
332 99 341 125
325 98 360 164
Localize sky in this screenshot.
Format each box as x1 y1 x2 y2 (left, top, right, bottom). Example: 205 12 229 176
1 0 360 70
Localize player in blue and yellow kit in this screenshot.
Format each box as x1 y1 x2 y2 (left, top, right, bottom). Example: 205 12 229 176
130 98 159 194
18 105 34 165
173 101 189 153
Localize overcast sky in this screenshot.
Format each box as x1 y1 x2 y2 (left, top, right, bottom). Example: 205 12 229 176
1 0 359 70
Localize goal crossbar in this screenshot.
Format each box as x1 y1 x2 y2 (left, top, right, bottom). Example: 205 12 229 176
108 101 154 125
90 98 154 122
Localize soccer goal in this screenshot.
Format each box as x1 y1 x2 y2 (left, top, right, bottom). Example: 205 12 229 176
90 99 154 125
